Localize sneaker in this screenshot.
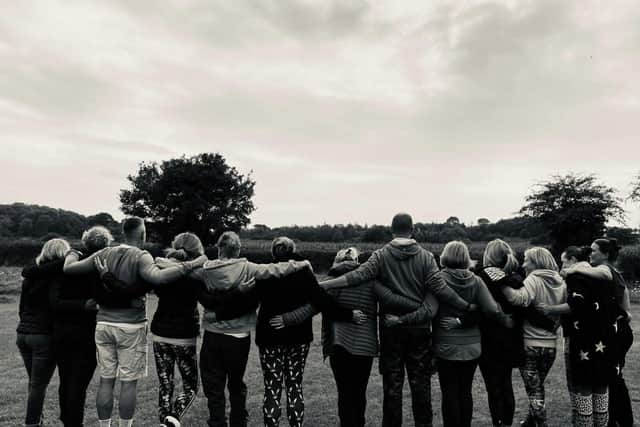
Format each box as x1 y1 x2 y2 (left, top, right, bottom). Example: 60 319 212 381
164 416 181 427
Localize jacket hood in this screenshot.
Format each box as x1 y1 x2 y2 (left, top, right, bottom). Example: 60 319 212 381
328 260 360 277
529 269 564 289
441 268 476 288
386 238 421 260
202 258 249 289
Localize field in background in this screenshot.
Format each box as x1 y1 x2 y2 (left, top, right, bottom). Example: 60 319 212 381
0 266 638 426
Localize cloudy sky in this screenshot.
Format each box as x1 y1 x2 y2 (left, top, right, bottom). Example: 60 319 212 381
1 0 639 227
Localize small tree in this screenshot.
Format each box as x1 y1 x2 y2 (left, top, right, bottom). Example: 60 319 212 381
446 216 461 226
120 153 256 244
520 173 625 255
629 173 640 203
477 218 491 226
18 218 34 236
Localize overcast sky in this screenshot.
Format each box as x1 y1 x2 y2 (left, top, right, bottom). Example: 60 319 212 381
1 0 639 227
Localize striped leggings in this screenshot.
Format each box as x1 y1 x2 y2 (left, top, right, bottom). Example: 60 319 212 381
153 341 198 423
519 346 556 424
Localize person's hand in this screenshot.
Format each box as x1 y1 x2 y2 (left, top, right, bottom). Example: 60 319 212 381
503 314 514 329
155 257 175 269
94 257 109 278
536 303 551 316
467 303 479 312
84 298 98 311
238 277 256 293
382 314 403 328
351 310 367 325
269 315 285 330
439 317 461 330
203 311 217 322
297 260 313 272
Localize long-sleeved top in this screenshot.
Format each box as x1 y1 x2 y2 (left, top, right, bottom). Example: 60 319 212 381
17 259 64 335
49 265 98 338
504 269 567 348
433 268 502 361
151 276 201 340
343 238 467 328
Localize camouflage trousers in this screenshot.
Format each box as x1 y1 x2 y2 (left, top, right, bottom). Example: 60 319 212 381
379 327 433 427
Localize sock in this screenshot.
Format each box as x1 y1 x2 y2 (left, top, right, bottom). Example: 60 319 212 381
119 419 133 427
575 394 593 427
569 391 577 424
593 392 609 426
99 420 112 427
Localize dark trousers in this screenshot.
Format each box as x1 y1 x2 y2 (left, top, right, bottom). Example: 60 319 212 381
609 320 634 427
379 327 432 427
54 330 97 427
329 346 374 427
480 358 515 426
16 333 57 426
200 331 250 427
153 341 198 423
437 358 479 427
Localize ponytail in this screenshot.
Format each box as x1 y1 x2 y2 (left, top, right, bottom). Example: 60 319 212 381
594 238 621 262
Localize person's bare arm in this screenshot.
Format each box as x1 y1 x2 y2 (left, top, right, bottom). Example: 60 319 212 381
322 252 381 290
502 282 533 307
250 260 311 281
564 264 612 281
63 250 99 275
138 253 201 286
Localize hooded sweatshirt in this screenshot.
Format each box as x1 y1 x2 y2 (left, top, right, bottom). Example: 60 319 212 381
508 269 567 348
344 238 467 328
194 258 305 335
433 269 500 361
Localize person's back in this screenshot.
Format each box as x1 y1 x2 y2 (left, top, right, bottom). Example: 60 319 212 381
522 269 566 346
18 259 63 335
151 275 200 340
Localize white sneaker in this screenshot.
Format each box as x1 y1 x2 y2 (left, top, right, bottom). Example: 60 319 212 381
164 416 181 427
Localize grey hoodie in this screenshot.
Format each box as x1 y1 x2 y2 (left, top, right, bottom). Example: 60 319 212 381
507 269 567 347
344 238 468 328
193 258 306 335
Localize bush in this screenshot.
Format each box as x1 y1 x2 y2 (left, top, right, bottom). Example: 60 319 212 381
617 245 640 282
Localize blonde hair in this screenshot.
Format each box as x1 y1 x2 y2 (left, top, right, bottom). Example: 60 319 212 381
334 247 359 264
36 238 70 266
82 226 113 254
524 247 559 272
271 237 296 261
217 231 241 258
440 241 472 269
483 239 519 274
167 232 204 260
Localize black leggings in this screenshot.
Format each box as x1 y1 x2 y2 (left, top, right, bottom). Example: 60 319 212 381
329 346 374 427
437 358 479 427
153 341 198 423
480 359 515 426
609 319 634 427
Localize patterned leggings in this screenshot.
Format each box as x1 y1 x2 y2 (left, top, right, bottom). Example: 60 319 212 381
153 341 198 423
259 344 310 427
519 346 556 424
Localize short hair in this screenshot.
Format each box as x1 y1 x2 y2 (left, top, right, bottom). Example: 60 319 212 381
483 239 519 274
391 213 413 235
334 247 359 264
271 236 296 261
36 238 70 266
593 238 621 262
440 241 472 269
563 246 592 262
122 217 145 239
524 247 559 272
217 231 241 258
82 226 113 254
167 232 205 261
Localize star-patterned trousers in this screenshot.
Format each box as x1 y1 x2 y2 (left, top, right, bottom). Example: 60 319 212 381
519 346 556 424
259 344 310 427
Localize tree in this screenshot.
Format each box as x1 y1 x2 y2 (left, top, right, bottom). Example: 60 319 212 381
446 216 460 226
34 214 53 236
629 173 640 203
18 218 34 236
520 173 625 255
120 153 256 244
477 218 491 226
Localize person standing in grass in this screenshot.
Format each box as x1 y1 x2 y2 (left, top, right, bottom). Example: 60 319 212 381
432 241 513 427
561 238 634 427
502 247 567 427
63 217 204 427
17 238 69 427
320 213 475 427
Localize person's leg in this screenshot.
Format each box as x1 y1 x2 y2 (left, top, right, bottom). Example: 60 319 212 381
283 344 310 427
260 346 285 427
352 355 374 427
223 334 251 427
115 326 148 423
380 327 406 427
95 325 118 423
574 385 594 427
534 347 556 425
405 329 432 427
200 332 228 427
519 346 542 426
61 333 97 426
564 337 577 426
500 364 515 426
609 319 634 427
153 341 176 423
173 344 199 421
118 380 138 420
23 334 56 426
329 348 351 427
459 359 479 427
479 359 501 426
592 385 609 427
437 359 462 427
96 377 116 422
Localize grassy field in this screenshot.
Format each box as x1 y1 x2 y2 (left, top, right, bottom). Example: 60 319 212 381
0 266 638 426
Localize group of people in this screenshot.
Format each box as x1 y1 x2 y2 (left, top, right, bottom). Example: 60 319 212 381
15 213 634 427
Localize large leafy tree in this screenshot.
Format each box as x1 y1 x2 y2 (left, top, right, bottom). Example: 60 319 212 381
120 153 256 244
520 173 625 255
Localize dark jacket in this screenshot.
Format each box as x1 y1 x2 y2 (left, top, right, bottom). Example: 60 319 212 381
50 269 98 337
17 259 64 335
151 277 201 339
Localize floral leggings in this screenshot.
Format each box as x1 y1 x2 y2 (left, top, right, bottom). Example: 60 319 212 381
259 344 310 427
153 341 198 423
519 346 556 424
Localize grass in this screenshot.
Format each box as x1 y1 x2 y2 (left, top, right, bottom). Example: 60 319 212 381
1 267 638 426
